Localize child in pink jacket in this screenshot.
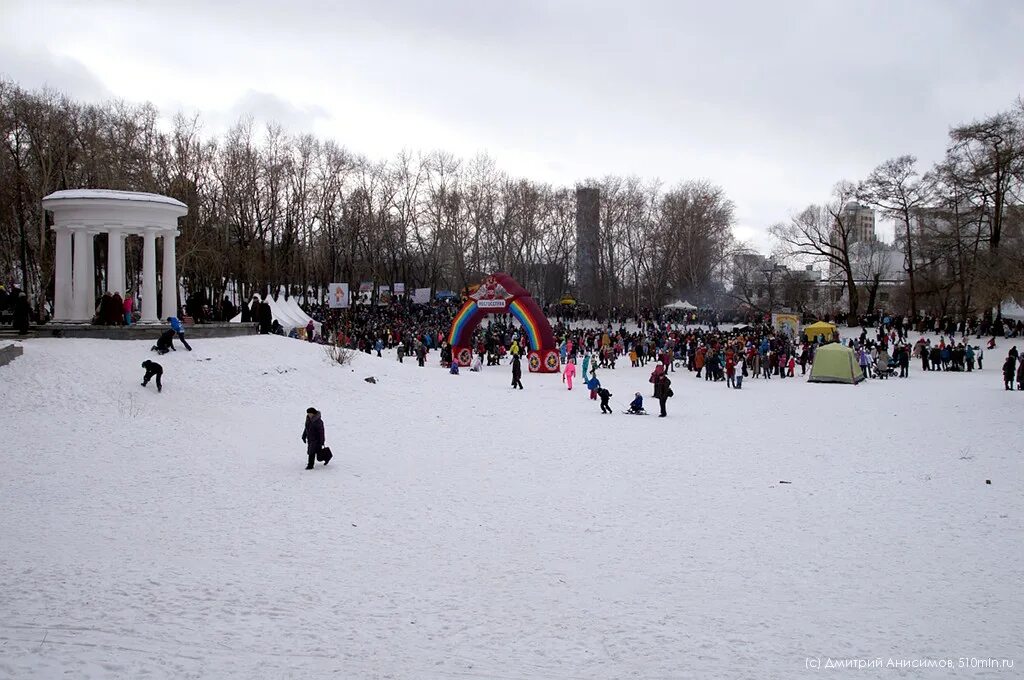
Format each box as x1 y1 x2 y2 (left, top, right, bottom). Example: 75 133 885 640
562 361 576 390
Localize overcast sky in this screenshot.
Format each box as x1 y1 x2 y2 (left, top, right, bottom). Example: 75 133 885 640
3 0 1023 252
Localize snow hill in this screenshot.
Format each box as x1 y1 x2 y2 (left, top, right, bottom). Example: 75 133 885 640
1 336 1021 678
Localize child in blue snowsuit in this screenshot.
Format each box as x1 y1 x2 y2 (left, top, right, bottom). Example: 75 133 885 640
628 392 644 413
167 316 192 351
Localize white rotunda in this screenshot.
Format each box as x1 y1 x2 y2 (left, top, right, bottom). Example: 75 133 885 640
42 190 188 324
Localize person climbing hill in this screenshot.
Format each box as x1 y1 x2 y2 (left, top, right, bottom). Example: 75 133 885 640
167 315 192 351
140 360 163 392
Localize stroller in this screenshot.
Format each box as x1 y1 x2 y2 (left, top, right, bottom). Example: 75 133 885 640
876 355 897 379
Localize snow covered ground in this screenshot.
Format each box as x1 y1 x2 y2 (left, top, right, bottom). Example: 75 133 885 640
1 336 1021 679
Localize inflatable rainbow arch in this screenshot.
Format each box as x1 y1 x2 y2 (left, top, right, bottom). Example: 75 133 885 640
447 273 560 373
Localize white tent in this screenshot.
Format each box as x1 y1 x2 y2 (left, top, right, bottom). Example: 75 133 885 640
663 299 697 310
1000 300 1024 321
231 295 322 335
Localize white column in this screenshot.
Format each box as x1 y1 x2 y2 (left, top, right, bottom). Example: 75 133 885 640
141 228 158 323
71 227 91 322
161 229 177 320
53 226 72 321
106 228 125 295
84 230 96 321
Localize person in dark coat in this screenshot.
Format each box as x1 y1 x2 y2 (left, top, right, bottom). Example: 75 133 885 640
222 296 236 322
301 407 330 469
597 387 613 413
258 298 273 334
111 292 125 325
141 360 163 392
1002 354 1016 391
152 328 176 354
511 353 523 389
12 289 31 335
653 372 672 417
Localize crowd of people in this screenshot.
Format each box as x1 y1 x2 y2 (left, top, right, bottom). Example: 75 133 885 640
0 284 32 335
100 291 1024 468
230 295 1024 399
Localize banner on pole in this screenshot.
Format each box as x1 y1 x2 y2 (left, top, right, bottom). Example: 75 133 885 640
772 312 801 338
377 285 392 306
357 282 373 306
327 283 349 309
393 282 405 296
412 287 431 305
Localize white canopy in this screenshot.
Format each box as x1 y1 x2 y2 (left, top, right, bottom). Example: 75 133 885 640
1001 300 1024 321
231 294 321 334
663 299 697 310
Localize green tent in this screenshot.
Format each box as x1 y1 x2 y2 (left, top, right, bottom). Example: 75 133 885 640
808 343 864 384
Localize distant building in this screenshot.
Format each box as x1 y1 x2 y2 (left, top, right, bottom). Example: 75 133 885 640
575 187 601 306
842 202 878 244
829 202 879 281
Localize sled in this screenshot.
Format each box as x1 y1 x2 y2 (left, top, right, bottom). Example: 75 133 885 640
623 410 649 416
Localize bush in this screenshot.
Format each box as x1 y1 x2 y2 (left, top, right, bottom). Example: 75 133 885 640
325 344 356 366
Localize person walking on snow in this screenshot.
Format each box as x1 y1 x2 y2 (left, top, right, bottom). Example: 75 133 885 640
141 360 163 392
597 387 613 413
167 316 192 351
1003 354 1017 391
562 360 576 390
511 353 523 389
301 407 331 469
653 371 672 417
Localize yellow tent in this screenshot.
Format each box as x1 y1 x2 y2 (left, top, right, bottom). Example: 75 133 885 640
803 321 837 341
558 297 577 305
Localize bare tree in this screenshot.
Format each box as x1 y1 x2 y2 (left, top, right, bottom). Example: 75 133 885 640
859 155 930 317
771 182 862 319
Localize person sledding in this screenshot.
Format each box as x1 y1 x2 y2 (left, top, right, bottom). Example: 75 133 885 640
626 392 646 414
